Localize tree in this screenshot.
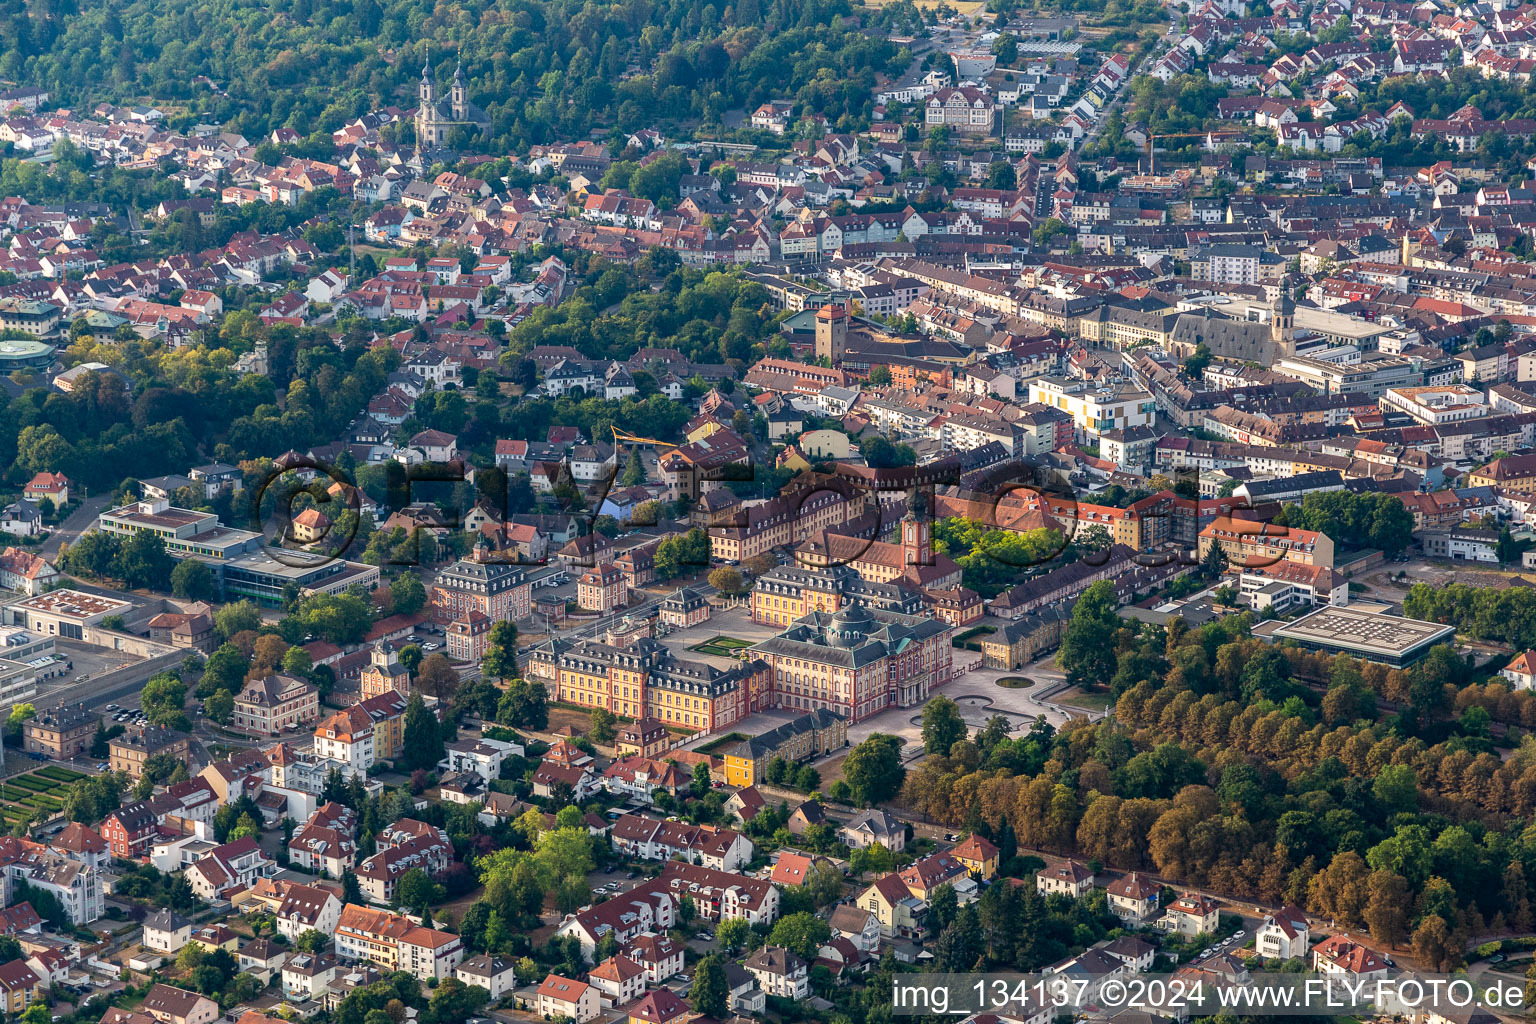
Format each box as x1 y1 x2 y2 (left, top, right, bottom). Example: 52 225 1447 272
850 842 895 876
768 912 831 960
807 861 844 907
1059 580 1120 690
2 703 34 743
295 929 329 952
497 679 548 729
390 572 427 615
171 558 216 601
689 953 729 1017
1363 870 1410 949
200 643 249 696
1182 343 1213 379
843 734 905 806
921 695 966 755
416 654 459 701
590 707 618 745
1411 914 1458 972
402 694 444 771
89 719 110 759
707 567 747 596
204 689 234 725
215 601 263 639
868 365 892 385
716 917 751 952
116 531 175 589
140 672 190 730
397 868 443 915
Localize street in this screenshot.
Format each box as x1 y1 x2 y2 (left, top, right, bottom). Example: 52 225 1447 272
42 492 113 558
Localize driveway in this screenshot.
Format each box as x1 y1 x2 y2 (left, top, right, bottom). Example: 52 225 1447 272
42 493 113 558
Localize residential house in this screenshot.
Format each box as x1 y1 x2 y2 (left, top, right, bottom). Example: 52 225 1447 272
1255 905 1310 960
858 874 926 940
744 946 809 999
1106 872 1161 924
141 985 217 1024
456 955 518 1002
1037 860 1095 898
141 910 193 953
1157 893 1221 938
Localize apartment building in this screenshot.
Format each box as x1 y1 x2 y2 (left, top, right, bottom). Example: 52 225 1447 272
334 904 464 981
1027 377 1156 441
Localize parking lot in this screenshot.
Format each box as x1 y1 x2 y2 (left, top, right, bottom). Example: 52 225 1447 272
401 622 448 654
1192 926 1249 964
33 641 142 704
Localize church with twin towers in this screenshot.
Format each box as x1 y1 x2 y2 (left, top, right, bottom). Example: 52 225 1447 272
415 54 491 150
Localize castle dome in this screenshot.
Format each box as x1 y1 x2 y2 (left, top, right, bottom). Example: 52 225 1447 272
827 604 873 648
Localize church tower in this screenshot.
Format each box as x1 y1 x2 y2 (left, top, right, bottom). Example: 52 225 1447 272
417 58 436 148
1271 291 1295 349
901 489 931 568
452 62 468 122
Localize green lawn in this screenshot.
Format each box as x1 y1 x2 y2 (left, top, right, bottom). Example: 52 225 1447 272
0 770 86 823
698 732 749 755
1059 691 1114 711
690 635 755 657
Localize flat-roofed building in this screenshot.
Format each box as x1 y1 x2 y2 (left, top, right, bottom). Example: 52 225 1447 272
1254 606 1455 667
220 551 381 607
98 499 263 560
4 588 132 641
1380 384 1488 425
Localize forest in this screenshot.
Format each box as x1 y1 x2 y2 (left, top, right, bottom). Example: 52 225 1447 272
0 0 907 148
899 582 1536 974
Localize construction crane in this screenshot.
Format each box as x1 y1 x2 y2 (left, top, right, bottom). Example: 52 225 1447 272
612 426 680 452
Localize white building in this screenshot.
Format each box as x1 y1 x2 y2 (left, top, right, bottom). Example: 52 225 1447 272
1027 377 1156 442
1255 905 1310 960
456 954 519 1001
1379 384 1488 425
536 975 600 1022
743 946 809 999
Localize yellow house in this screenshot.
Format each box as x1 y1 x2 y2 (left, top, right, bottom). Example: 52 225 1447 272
951 834 1000 880
776 444 812 474
685 415 731 444
0 961 41 1014
1469 453 1536 490
858 873 924 940
978 608 1065 670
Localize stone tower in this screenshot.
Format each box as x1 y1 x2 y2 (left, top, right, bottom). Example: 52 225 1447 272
814 303 848 364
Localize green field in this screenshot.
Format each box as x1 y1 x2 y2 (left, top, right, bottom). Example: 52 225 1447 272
698 732 749 755
953 625 996 650
690 635 755 657
1059 691 1113 711
0 767 88 827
